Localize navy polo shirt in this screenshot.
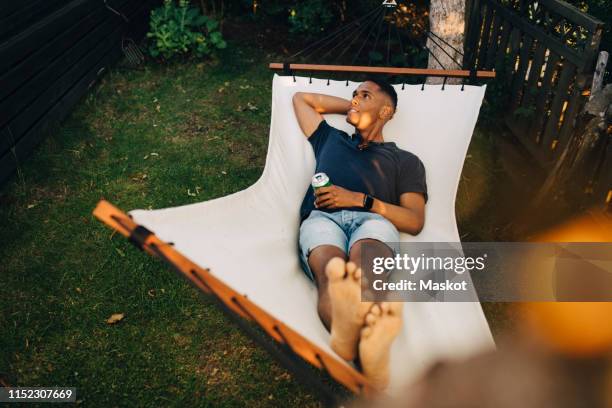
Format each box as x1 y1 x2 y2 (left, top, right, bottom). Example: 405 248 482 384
299 120 428 222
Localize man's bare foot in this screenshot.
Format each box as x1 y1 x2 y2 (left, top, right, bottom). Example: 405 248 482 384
326 257 372 361
359 302 403 390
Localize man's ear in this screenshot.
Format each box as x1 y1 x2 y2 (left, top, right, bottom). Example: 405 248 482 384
379 105 393 120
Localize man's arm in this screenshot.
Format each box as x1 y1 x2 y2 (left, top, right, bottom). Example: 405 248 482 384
292 92 352 137
314 187 425 235
370 192 425 235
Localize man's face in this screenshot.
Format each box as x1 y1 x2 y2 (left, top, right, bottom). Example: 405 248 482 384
346 81 392 130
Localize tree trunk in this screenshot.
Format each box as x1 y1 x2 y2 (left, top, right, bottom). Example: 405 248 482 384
427 0 466 84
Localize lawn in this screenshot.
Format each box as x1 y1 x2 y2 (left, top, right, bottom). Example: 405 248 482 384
0 40 514 406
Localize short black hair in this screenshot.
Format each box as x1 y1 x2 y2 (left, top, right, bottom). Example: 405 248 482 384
363 76 398 111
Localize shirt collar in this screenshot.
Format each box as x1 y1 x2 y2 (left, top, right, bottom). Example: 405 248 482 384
352 130 395 149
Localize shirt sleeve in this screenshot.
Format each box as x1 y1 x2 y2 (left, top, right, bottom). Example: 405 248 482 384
397 153 428 203
307 120 332 157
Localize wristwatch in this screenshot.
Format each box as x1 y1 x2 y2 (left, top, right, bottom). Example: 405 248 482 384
363 194 374 210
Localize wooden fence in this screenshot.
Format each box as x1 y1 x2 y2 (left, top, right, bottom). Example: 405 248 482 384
0 0 159 186
465 0 604 168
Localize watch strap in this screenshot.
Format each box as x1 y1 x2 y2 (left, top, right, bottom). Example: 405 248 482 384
363 194 374 210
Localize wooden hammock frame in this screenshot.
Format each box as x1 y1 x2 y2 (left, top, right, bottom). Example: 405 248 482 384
269 63 496 79
93 200 377 403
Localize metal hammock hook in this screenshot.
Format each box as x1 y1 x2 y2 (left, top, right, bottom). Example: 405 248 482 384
461 79 466 91
327 78 331 86
441 76 447 91
421 82 425 91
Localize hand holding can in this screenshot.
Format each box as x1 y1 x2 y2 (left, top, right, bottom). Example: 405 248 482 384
312 172 332 190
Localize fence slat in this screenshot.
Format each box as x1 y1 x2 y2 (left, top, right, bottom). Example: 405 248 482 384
554 86 584 158
494 20 512 69
485 13 503 69
487 0 586 69
476 3 494 69
520 41 547 110
504 27 522 84
512 40 546 138
541 61 576 151
510 34 534 110
529 52 560 145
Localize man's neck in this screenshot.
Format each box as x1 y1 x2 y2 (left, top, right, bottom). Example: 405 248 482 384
357 124 385 143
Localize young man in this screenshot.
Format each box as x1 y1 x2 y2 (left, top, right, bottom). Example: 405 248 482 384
292 78 428 389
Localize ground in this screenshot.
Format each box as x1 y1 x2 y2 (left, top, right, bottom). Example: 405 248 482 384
0 41 518 405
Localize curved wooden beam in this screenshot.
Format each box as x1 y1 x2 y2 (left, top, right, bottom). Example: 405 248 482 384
92 200 377 398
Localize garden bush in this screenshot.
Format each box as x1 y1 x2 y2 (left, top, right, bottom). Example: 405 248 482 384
147 0 226 60
287 0 335 37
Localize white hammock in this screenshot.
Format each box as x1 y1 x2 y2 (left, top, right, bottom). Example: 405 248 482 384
128 74 496 392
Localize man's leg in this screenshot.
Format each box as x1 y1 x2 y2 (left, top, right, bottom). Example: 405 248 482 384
347 215 403 390
300 211 379 363
307 245 347 330
299 211 349 330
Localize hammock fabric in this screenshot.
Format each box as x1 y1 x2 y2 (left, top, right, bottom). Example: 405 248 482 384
94 74 495 398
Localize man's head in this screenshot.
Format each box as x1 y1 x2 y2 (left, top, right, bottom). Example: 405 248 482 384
346 77 398 131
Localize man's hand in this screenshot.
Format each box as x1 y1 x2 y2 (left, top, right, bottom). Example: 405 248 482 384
314 186 426 235
314 185 363 209
293 92 352 138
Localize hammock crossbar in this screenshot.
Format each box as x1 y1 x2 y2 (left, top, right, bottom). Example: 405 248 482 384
93 200 378 401
269 63 496 79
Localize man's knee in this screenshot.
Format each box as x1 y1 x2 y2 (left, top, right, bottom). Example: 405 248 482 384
349 239 394 268
308 245 346 270
350 238 393 257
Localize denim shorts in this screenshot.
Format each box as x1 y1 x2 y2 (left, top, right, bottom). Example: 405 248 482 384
298 210 400 281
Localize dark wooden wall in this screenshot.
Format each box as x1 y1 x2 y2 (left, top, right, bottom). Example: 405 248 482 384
0 0 159 186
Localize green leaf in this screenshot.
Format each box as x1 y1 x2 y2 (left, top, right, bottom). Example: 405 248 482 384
210 31 222 43
194 15 207 26
206 19 218 31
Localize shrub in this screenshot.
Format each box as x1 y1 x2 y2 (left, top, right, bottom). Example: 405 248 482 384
288 0 335 37
147 0 227 60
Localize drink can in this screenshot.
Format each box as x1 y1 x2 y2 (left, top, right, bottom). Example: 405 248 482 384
312 172 332 189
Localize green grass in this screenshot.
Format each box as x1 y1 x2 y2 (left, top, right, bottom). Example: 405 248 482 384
0 45 324 407
0 42 514 405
